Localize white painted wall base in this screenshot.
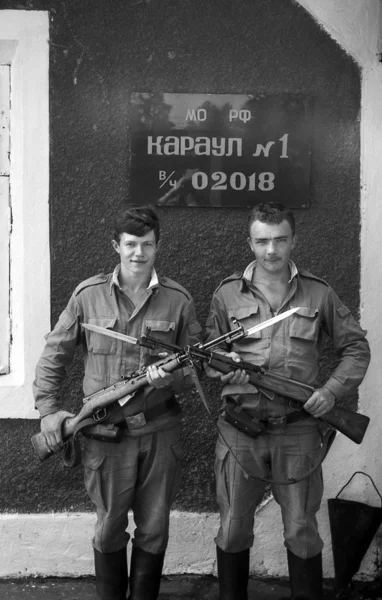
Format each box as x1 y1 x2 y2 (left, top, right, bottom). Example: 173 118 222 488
0 504 378 579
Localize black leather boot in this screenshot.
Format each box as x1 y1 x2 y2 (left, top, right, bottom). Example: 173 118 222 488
128 545 165 600
216 545 250 600
94 547 128 600
287 550 323 599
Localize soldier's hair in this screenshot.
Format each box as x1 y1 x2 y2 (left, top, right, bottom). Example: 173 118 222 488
113 205 160 243
248 203 295 236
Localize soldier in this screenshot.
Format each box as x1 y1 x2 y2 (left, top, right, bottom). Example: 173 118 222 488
205 203 370 600
33 206 202 600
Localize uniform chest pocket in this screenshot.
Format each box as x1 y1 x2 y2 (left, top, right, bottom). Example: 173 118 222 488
87 317 118 354
228 305 262 339
289 306 319 341
145 319 176 352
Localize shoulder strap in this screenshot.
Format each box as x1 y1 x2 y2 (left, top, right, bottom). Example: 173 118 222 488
298 268 329 287
214 272 243 294
74 274 109 296
158 276 192 300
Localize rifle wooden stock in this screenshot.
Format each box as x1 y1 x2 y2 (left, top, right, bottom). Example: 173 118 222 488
31 354 183 462
207 354 370 445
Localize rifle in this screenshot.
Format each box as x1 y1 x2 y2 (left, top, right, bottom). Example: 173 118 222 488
140 334 370 446
31 351 188 462
32 308 298 462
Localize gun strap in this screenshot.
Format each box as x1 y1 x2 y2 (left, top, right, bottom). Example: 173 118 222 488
220 413 336 485
63 416 98 468
188 364 336 486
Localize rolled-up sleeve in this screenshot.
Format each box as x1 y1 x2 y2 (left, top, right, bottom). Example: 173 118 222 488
33 295 82 417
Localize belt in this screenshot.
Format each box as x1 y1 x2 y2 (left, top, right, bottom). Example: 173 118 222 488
63 396 180 468
259 411 309 430
118 396 180 431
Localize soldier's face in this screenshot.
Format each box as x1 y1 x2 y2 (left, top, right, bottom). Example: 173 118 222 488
112 230 158 277
248 219 295 276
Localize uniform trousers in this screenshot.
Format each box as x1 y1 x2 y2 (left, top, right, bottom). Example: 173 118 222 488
82 422 182 555
214 418 324 559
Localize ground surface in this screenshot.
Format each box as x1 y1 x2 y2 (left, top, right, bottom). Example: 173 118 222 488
0 576 380 599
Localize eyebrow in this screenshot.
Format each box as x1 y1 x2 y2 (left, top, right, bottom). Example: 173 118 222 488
255 235 288 241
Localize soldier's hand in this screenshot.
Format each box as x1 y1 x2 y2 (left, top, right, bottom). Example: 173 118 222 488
146 364 174 389
204 351 249 385
40 410 75 453
304 388 335 418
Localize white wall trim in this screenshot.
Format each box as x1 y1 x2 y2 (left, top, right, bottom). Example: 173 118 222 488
0 512 218 578
0 508 377 579
0 11 50 418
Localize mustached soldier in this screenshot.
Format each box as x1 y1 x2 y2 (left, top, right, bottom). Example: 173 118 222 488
33 206 202 600
205 203 370 600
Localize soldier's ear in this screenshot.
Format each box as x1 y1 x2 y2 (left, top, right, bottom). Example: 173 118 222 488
291 235 297 250
111 239 120 254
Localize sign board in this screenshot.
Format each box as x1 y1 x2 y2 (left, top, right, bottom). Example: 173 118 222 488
130 93 312 208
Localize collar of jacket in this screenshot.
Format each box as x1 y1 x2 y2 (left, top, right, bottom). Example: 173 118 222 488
240 259 299 291
109 264 160 295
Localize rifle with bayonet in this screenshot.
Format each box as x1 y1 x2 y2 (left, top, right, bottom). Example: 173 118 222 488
138 333 369 445
94 321 370 445
31 308 299 462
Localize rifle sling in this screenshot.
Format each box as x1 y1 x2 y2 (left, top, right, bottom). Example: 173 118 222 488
188 364 336 485
223 406 336 485
63 417 96 468
222 409 336 485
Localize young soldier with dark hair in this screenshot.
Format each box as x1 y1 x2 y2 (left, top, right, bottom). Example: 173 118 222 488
205 203 370 600
33 206 202 600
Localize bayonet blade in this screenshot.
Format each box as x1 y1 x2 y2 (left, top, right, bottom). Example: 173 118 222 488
246 306 300 337
82 306 300 349
82 323 139 345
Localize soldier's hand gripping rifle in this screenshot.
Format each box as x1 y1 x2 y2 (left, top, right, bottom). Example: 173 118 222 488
31 308 299 462
186 348 369 445
31 351 185 462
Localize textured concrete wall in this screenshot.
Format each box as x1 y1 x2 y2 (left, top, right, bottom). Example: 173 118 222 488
0 0 361 516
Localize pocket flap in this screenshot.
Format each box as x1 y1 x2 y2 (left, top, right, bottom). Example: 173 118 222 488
88 317 118 329
228 305 259 320
290 306 319 341
145 319 176 332
86 318 118 354
293 306 318 319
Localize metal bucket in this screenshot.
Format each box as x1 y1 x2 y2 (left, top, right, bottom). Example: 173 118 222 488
328 471 382 595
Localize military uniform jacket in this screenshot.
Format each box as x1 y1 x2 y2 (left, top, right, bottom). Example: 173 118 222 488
205 260 370 423
34 268 202 433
